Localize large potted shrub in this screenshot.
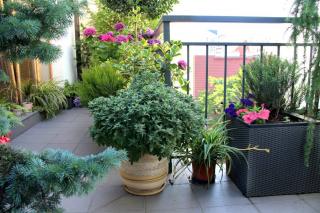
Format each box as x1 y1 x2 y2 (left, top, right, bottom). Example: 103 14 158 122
226 54 320 197
89 72 204 195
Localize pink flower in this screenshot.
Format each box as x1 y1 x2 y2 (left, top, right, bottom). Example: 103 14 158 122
99 34 115 42
83 27 96 37
243 112 259 124
127 34 134 41
138 34 144 41
236 108 249 116
178 60 187 70
115 35 128 44
0 136 10 144
258 109 270 120
107 31 114 36
114 22 125 32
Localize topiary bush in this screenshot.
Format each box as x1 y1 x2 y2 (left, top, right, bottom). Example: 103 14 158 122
89 72 204 162
0 145 127 212
77 62 126 105
99 0 179 19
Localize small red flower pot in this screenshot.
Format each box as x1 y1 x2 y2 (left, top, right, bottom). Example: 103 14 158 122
191 162 216 184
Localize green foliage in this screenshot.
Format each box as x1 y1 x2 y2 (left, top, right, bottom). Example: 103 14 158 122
0 145 127 212
63 81 78 98
0 70 9 83
89 72 204 162
0 106 21 136
99 0 179 19
304 122 316 167
199 72 243 115
28 81 67 119
245 54 299 119
78 62 126 105
291 0 320 118
0 0 85 63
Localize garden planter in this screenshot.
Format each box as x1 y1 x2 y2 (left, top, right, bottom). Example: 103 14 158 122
192 162 215 184
227 116 320 197
22 102 33 111
120 154 168 196
66 97 74 109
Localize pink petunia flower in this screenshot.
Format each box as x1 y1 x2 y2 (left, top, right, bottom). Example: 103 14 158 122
99 34 115 42
178 60 187 70
83 27 97 37
243 112 259 124
258 109 270 120
236 108 249 116
127 34 134 41
114 22 125 32
115 35 129 44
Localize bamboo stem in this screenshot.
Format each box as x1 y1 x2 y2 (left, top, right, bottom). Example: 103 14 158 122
14 63 22 104
7 62 18 103
35 59 41 82
49 63 53 80
0 0 3 9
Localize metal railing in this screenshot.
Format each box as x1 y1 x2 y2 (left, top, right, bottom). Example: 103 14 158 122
154 15 315 119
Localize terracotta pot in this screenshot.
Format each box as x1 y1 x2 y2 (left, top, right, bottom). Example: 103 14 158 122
120 154 168 196
192 162 216 184
22 102 33 111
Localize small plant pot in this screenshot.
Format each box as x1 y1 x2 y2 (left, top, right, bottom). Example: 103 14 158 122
22 102 33 111
192 162 216 184
66 97 74 109
12 109 23 117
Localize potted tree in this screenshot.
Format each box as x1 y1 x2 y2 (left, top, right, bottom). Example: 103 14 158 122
226 54 320 197
89 72 204 195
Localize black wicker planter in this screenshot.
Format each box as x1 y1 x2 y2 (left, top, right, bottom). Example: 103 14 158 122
227 115 320 197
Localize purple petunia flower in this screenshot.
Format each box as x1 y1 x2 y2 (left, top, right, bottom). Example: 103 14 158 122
107 31 114 36
138 34 144 41
115 35 129 44
83 27 96 37
114 22 125 32
142 28 155 39
127 34 134 41
241 98 254 107
178 60 187 70
225 103 237 117
73 97 81 108
147 39 161 45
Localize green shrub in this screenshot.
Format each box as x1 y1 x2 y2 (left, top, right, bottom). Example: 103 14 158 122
63 81 78 98
0 145 127 212
0 107 21 136
29 81 67 119
89 72 204 162
245 54 299 119
78 63 126 105
99 0 179 19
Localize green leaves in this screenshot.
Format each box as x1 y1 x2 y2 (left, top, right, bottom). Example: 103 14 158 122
89 72 204 162
0 106 22 136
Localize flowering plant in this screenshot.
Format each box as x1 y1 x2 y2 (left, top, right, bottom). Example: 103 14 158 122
0 132 12 145
225 95 270 124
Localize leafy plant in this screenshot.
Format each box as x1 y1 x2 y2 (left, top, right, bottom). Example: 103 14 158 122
0 145 127 212
28 81 67 119
99 0 179 19
89 72 204 163
63 81 78 98
77 62 126 105
244 54 299 120
0 106 21 136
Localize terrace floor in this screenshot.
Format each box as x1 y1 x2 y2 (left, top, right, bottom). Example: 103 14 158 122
10 108 320 213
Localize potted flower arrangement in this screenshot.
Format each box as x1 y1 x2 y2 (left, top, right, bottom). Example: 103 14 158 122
88 72 204 195
190 117 245 185
226 54 320 197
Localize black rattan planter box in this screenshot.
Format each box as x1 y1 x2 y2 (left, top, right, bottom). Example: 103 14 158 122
227 115 320 197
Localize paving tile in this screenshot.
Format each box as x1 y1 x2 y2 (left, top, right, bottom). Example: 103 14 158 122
299 193 320 212
44 143 79 152
146 184 200 211
73 143 106 156
254 199 318 213
203 204 259 213
192 181 251 208
249 194 301 204
11 142 48 152
93 194 145 213
12 133 57 144
61 192 94 213
147 207 202 213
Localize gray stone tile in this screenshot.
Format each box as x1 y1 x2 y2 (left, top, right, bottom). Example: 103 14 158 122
12 133 57 144
11 142 48 152
192 181 250 208
146 184 200 211
254 199 318 213
61 192 94 213
93 194 145 213
299 193 320 212
203 204 259 213
44 143 79 152
147 208 202 213
250 194 301 204
74 143 106 156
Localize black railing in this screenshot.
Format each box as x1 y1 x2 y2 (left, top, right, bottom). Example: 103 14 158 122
154 16 315 120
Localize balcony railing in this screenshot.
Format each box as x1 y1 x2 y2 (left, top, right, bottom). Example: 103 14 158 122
154 15 315 119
